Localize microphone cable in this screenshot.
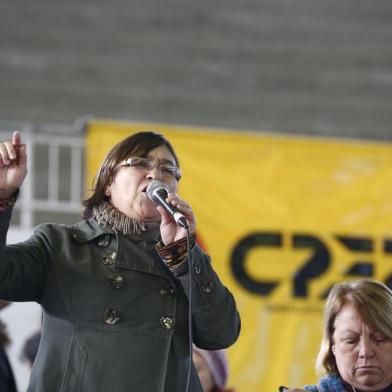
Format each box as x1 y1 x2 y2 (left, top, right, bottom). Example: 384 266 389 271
184 225 193 392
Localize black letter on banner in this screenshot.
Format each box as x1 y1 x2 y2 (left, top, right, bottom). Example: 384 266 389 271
293 235 330 297
231 232 282 295
383 239 392 290
336 235 373 277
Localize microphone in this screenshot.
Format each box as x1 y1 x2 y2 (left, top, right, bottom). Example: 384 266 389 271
146 180 188 228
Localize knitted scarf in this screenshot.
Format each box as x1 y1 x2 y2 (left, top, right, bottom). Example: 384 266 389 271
92 201 161 252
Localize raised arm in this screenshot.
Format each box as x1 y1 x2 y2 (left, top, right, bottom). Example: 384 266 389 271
0 130 28 199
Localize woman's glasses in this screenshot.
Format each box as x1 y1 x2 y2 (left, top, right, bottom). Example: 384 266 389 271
120 157 181 181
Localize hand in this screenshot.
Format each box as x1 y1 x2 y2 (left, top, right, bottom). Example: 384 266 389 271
279 388 307 392
157 193 196 245
0 130 28 199
285 389 307 392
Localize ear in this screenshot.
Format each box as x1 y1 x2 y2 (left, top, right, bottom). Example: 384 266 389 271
331 344 336 355
105 188 111 197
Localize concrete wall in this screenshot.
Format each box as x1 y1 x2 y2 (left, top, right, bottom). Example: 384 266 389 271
0 0 391 140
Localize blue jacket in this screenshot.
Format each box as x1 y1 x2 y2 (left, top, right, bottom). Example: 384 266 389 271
303 375 346 392
304 374 392 392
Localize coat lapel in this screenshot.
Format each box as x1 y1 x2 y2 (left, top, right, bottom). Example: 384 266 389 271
72 218 172 280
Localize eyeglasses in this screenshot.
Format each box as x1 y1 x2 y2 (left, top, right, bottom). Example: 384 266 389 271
120 157 181 180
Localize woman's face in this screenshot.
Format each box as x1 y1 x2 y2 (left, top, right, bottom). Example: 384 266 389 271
107 144 178 221
332 303 392 391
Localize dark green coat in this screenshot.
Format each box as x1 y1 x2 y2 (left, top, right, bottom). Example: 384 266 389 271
0 208 240 392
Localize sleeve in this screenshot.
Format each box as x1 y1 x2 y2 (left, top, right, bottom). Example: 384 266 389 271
0 206 49 303
171 244 241 350
0 345 17 392
156 233 196 269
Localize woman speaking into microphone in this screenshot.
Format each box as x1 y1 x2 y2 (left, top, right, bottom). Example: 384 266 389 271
0 130 241 392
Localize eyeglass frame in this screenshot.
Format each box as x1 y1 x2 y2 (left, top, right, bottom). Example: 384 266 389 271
119 157 181 181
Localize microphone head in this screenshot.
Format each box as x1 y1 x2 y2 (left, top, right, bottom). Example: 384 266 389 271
146 180 169 202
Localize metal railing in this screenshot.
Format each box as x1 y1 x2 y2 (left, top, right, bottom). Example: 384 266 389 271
0 121 85 230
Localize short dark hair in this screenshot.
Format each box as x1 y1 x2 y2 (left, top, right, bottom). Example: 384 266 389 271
83 131 180 217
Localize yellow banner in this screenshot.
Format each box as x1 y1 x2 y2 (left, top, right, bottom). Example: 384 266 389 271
86 120 392 391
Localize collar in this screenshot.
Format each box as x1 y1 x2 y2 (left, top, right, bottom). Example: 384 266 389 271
71 218 114 243
71 218 172 279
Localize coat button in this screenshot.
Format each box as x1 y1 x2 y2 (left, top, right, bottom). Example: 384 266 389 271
193 262 202 274
201 281 213 293
104 309 120 325
160 287 176 298
160 316 175 330
103 252 116 265
108 274 124 289
97 234 110 248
